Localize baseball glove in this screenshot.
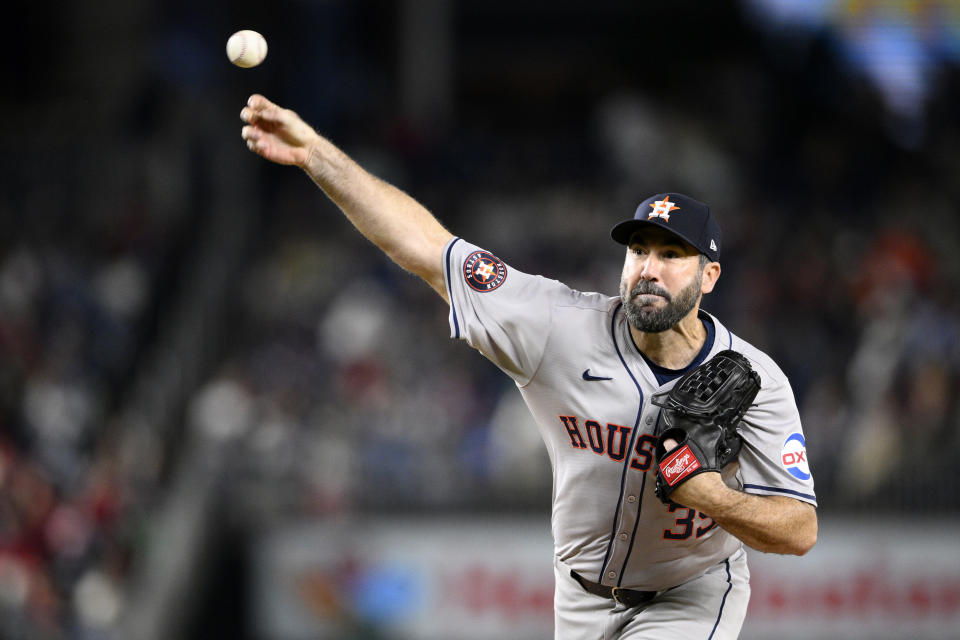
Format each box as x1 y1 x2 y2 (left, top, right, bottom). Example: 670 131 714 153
651 350 761 504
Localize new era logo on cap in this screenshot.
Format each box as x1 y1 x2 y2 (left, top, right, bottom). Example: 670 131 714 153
610 192 723 262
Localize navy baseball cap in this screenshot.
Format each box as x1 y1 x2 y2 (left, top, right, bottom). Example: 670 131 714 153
610 193 722 262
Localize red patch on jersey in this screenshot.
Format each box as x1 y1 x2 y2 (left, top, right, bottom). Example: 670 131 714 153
659 445 701 487
463 250 507 292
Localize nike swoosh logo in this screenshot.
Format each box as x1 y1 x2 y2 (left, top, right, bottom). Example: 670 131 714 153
582 369 613 382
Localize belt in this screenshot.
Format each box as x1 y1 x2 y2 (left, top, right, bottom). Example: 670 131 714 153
570 570 658 608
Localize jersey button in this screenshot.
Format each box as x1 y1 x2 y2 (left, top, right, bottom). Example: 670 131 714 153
626 495 637 503
646 416 653 425
618 533 628 541
607 571 617 580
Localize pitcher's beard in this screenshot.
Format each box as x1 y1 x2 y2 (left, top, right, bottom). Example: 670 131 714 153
620 275 702 333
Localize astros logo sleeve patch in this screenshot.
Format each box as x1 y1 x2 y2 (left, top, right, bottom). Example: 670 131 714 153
463 250 508 292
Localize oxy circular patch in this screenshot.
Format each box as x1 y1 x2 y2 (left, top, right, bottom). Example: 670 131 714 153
781 433 810 481
463 250 507 292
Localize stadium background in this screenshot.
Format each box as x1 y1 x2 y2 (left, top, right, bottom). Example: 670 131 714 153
2 0 960 638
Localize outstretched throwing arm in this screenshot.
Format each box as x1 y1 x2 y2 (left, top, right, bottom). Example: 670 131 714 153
240 94 454 300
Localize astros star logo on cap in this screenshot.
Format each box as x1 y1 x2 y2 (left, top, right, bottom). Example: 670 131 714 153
648 196 680 222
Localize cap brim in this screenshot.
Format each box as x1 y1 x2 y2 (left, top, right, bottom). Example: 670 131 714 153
610 218 700 251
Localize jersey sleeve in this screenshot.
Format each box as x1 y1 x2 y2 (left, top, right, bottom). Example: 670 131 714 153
734 355 818 506
443 238 568 386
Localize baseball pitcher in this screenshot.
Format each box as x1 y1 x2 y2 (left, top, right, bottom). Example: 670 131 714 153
240 94 817 640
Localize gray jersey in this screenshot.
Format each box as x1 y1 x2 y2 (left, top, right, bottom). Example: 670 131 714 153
444 238 816 592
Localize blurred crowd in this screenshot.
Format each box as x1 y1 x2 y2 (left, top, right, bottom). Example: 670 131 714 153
2 1 960 638
0 63 204 636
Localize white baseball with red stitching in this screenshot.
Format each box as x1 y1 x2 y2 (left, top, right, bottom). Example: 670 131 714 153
226 30 268 68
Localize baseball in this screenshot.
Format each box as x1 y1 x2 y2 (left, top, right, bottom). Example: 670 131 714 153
226 30 268 68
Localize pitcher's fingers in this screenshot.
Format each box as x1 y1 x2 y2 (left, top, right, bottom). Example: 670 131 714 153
246 94 274 110
242 106 277 128
241 96 270 125
244 132 267 153
246 94 291 125
241 102 275 125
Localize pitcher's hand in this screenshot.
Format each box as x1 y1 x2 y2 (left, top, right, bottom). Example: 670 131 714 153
240 94 319 167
